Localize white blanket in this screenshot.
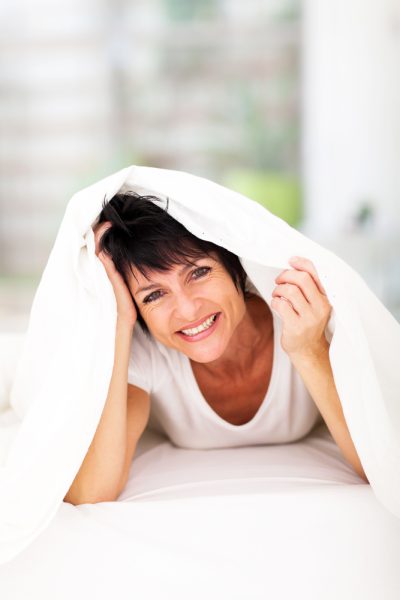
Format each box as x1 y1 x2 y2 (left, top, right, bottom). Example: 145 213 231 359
1 411 400 599
1 164 399 565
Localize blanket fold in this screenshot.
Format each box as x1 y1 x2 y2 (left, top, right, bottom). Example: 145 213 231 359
0 164 399 565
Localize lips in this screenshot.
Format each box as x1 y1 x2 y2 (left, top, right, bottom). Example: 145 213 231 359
176 311 221 342
176 312 219 332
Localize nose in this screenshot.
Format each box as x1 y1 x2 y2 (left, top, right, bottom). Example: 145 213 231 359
173 290 202 328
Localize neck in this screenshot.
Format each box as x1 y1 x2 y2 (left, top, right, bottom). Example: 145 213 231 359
192 294 273 380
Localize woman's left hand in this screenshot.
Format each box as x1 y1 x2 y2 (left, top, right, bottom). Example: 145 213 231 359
271 256 333 361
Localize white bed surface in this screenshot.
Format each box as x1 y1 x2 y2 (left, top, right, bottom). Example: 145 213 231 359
118 422 364 501
1 422 400 600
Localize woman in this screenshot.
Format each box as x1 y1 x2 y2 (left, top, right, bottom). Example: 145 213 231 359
64 191 367 505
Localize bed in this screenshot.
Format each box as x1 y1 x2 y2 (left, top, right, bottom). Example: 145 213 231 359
1 331 400 600
1 163 400 598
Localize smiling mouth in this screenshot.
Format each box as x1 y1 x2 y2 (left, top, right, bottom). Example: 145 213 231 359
176 312 219 333
176 312 221 340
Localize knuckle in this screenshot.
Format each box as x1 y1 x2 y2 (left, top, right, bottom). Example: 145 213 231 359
285 284 296 297
318 305 330 320
299 271 309 282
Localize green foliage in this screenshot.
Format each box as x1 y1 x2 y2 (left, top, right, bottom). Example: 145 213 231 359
163 0 219 21
223 168 302 228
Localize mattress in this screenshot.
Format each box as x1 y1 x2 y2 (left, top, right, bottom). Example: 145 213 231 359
1 419 399 600
1 161 400 594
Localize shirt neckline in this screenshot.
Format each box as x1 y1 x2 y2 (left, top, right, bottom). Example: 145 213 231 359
185 310 281 431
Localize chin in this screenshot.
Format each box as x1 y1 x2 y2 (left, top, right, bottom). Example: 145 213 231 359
185 342 225 363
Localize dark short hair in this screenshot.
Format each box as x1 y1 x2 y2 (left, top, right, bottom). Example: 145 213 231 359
96 191 252 338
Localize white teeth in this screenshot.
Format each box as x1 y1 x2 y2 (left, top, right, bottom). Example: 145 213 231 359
181 314 217 336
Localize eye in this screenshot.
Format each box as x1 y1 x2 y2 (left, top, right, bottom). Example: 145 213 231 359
192 266 211 279
142 266 211 304
143 290 163 304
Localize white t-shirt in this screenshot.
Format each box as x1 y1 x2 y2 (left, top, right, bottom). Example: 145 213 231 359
127 285 323 450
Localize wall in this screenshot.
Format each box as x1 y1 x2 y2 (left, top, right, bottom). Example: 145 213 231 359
301 0 400 237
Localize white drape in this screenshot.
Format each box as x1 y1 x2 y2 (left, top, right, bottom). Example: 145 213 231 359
1 164 399 564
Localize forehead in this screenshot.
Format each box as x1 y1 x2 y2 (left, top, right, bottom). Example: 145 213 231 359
130 262 190 284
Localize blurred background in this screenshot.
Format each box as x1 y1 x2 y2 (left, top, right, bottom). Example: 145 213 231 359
1 0 399 332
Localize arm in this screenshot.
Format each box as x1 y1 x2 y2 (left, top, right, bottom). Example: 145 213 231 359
64 221 140 504
64 318 135 504
290 342 369 482
117 384 151 495
271 255 368 483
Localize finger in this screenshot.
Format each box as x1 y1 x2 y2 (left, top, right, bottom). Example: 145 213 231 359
271 296 298 325
94 221 112 239
94 221 112 256
272 283 310 316
288 256 327 295
98 250 117 275
275 269 321 306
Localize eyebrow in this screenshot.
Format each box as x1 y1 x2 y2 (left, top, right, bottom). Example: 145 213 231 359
135 262 201 296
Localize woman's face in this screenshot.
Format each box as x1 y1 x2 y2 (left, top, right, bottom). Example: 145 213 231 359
128 252 247 363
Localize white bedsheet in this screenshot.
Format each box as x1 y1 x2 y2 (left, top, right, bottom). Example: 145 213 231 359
1 164 400 567
1 423 399 600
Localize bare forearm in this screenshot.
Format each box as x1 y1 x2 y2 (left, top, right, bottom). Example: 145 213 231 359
291 343 369 483
64 318 134 504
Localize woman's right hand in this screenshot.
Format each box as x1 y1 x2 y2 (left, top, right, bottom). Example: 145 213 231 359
93 221 138 327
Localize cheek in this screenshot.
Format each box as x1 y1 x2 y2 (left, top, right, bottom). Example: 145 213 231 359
141 305 169 334
208 274 236 298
